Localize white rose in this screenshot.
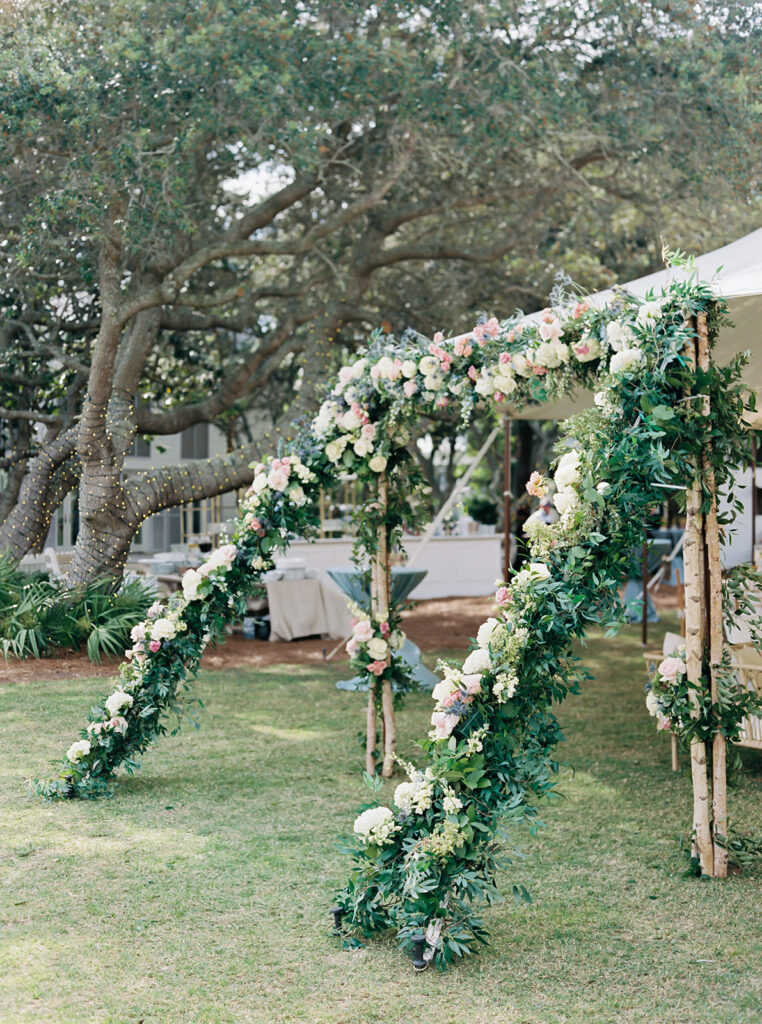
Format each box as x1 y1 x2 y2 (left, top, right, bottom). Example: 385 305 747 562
351 358 367 378
512 352 533 377
105 689 133 717
151 617 177 642
527 562 551 580
325 438 347 464
462 647 491 674
340 409 362 431
367 637 389 660
252 473 269 494
596 481 611 495
610 348 644 375
401 360 417 378
645 691 660 717
353 438 373 458
419 355 440 376
288 484 307 506
554 460 580 489
606 321 635 351
67 739 91 763
474 372 495 397
182 568 203 601
432 677 459 704
477 617 500 649
553 488 578 515
493 373 517 396
368 455 387 473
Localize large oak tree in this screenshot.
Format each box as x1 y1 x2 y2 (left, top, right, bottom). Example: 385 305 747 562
0 0 759 583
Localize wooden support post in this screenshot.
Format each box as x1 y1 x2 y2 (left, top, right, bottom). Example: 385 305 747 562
370 473 396 778
641 538 649 647
697 313 728 877
682 323 714 876
503 415 512 583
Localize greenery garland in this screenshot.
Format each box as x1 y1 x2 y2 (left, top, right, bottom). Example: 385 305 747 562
33 270 760 969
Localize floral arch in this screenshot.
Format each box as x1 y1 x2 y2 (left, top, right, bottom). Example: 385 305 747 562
35 269 758 969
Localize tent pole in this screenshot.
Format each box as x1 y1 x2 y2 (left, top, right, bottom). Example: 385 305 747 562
641 538 648 647
503 415 512 583
751 433 757 564
683 320 714 876
697 313 728 876
371 473 396 778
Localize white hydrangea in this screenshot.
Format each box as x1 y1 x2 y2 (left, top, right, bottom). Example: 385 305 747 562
67 739 91 763
353 806 398 845
606 320 635 351
394 775 435 815
105 689 133 717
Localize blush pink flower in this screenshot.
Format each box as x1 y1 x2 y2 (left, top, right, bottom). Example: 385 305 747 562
453 334 473 357
461 674 482 695
379 621 390 637
368 660 387 677
495 586 510 606
403 379 417 398
433 331 444 344
431 711 459 739
658 656 686 683
526 471 548 498
572 300 590 318
149 640 161 653
346 637 358 656
353 620 374 643
467 365 478 381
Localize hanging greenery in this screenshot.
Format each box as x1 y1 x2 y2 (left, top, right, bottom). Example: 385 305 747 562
32 271 760 967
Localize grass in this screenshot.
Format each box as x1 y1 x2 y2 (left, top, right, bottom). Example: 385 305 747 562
1 617 761 1024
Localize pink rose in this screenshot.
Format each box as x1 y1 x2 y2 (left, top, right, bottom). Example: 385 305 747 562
403 379 417 398
467 365 478 381
353 620 374 643
658 656 686 683
495 587 510 606
149 640 161 653
433 331 444 344
361 423 376 441
346 637 358 657
572 300 590 318
379 621 390 637
108 716 129 735
339 366 353 384
431 711 459 739
368 660 387 677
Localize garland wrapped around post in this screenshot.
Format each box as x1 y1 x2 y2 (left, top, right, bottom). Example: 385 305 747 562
33 266 761 967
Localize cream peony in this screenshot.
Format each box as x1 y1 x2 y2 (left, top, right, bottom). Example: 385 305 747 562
606 321 635 351
368 455 387 473
401 359 417 378
432 677 459 704
353 619 374 643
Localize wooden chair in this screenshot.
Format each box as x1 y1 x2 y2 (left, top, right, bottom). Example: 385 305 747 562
729 644 762 751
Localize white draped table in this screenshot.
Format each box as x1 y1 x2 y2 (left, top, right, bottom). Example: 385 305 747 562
265 575 352 642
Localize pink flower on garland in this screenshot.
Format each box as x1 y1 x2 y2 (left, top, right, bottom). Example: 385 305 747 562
367 660 387 676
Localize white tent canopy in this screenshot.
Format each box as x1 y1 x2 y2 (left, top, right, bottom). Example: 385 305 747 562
510 227 762 420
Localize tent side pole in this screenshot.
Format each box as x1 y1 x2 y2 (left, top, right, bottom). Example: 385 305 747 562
683 321 714 876
371 473 396 778
503 415 512 582
697 312 728 877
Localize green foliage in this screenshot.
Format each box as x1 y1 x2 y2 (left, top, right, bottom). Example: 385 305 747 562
0 568 154 663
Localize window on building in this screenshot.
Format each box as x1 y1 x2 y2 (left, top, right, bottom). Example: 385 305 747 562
128 435 151 457
181 422 209 459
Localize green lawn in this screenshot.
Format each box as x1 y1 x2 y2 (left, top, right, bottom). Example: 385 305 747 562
2 619 761 1024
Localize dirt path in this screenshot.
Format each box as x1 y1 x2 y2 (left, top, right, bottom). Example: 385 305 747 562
0 586 680 685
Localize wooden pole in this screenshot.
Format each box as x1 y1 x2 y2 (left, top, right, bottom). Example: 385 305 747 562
752 432 757 564
641 538 649 647
697 313 728 877
682 322 714 876
503 415 512 583
370 473 396 778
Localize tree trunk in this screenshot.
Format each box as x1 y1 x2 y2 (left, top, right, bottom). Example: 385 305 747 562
371 473 396 778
